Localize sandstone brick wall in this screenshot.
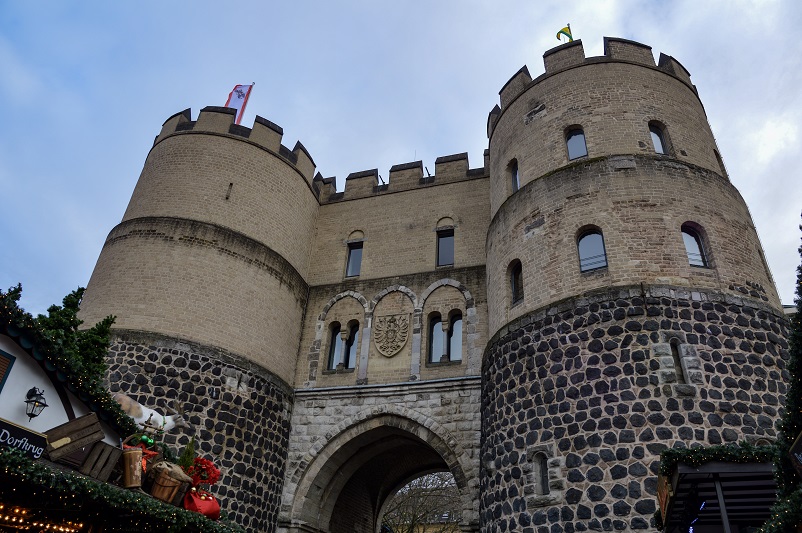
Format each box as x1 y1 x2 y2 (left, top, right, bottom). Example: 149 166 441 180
123 123 319 277
485 158 781 337
80 217 306 385
106 332 294 533
488 47 724 218
308 175 489 286
480 287 789 532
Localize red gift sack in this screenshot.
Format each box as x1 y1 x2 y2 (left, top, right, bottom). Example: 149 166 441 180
184 488 221 521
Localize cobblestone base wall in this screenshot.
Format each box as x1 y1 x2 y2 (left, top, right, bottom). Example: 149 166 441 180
480 286 789 533
106 331 294 532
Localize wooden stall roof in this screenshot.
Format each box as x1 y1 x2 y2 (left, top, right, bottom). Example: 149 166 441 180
663 461 777 532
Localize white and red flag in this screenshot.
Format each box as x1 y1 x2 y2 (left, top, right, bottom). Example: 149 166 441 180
225 83 254 124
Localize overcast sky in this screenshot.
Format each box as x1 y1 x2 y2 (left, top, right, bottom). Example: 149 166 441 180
1 0 800 316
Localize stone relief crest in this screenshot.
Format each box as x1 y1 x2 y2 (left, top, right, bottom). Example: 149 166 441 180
373 313 410 357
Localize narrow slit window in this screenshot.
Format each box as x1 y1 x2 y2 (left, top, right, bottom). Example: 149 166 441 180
670 339 686 384
509 159 520 193
510 261 524 305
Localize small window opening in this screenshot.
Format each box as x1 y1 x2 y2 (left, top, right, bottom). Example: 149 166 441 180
534 453 550 496
510 260 524 305
577 229 607 272
437 229 454 267
681 224 708 268
670 339 686 384
346 242 363 277
649 123 667 154
566 128 587 160
509 159 520 193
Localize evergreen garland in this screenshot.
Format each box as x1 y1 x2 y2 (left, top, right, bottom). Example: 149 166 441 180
658 442 775 476
0 285 138 437
759 216 802 531
0 447 244 532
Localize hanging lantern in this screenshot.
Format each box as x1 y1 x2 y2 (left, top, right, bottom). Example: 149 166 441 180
24 387 48 421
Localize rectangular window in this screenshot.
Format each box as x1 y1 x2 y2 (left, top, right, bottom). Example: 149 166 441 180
0 349 16 393
437 229 454 267
346 242 363 277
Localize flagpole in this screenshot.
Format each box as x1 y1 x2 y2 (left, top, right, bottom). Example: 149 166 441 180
567 23 572 42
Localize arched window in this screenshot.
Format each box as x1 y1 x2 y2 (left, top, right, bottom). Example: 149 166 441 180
448 312 463 362
566 127 587 160
509 159 520 193
681 223 708 267
327 322 343 370
327 321 359 370
509 260 524 305
428 313 445 362
577 229 607 272
649 121 668 155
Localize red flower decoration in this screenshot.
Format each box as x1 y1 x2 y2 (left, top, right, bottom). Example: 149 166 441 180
183 456 221 486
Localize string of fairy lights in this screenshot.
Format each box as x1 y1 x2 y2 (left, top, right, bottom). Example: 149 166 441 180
0 503 82 532
0 447 243 532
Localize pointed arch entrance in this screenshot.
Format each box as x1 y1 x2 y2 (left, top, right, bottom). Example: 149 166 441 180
279 410 477 533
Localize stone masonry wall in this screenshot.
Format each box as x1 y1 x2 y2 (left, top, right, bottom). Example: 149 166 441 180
480 287 789 533
106 331 294 533
281 377 482 529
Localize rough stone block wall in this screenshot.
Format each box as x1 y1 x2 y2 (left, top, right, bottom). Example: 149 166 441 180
281 378 482 528
480 287 789 533
106 332 293 533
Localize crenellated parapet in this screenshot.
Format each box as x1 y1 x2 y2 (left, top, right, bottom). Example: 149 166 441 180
490 37 698 137
156 106 318 186
320 152 488 204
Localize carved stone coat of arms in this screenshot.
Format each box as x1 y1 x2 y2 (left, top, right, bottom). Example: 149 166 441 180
373 314 410 357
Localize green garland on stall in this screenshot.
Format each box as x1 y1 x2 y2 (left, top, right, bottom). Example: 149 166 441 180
759 216 802 532
658 442 775 476
0 285 139 436
0 448 244 533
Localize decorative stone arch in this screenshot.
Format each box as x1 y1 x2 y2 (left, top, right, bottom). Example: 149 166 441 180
281 405 477 533
367 284 417 312
305 291 369 386
416 279 480 377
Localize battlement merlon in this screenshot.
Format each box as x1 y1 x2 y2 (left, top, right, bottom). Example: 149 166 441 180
492 37 698 119
323 153 485 203
155 107 317 185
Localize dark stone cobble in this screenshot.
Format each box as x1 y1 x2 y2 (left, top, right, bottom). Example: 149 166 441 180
106 333 293 533
480 290 787 532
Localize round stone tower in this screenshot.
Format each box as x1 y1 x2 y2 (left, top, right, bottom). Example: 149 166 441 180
79 107 320 531
481 38 789 531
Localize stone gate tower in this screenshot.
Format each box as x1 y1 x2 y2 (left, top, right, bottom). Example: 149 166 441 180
79 37 790 533
480 38 788 532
